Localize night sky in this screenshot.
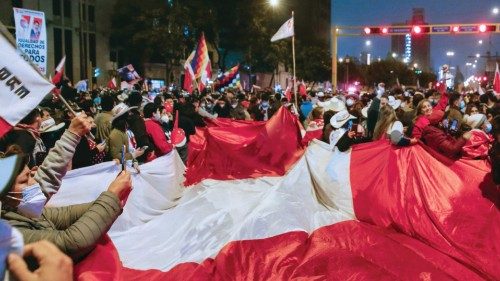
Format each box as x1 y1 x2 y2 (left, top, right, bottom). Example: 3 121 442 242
331 0 500 75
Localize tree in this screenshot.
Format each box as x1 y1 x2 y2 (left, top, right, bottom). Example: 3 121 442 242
296 43 331 81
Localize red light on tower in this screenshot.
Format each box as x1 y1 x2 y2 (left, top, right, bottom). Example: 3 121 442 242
479 24 487 32
381 27 388 34
413 26 422 34
364 27 371 34
452 26 459 32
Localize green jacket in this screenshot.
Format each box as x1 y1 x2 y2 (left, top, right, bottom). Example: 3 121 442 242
2 191 121 261
108 128 133 161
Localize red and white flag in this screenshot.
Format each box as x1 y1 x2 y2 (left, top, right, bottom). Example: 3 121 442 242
0 31 55 137
493 62 500 94
183 51 195 93
107 77 117 89
51 56 65 86
48 108 498 280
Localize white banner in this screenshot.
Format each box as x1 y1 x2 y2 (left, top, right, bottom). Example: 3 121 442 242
0 32 54 126
271 17 294 42
13 8 47 75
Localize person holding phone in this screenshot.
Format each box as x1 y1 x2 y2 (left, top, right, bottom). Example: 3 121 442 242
329 110 371 152
421 110 470 159
108 103 145 163
143 103 173 159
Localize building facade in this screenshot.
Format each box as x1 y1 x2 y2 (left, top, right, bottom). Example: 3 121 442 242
391 8 431 71
0 0 116 85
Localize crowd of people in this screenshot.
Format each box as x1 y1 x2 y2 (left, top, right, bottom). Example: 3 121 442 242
0 71 498 279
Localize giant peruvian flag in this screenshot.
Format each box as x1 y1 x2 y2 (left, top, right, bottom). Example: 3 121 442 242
47 108 498 280
0 30 55 137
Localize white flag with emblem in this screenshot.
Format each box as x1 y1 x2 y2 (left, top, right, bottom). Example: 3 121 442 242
271 17 294 42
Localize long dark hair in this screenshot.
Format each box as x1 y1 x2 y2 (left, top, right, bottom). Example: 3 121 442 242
111 114 128 132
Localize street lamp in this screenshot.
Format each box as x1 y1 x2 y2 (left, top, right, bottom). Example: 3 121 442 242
493 7 499 14
413 63 418 68
446 51 455 57
392 52 397 58
365 40 371 46
478 40 483 45
338 57 344 63
476 53 481 58
268 0 279 7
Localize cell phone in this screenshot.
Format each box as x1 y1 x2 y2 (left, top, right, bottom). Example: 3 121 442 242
449 119 458 132
140 146 149 150
346 121 353 131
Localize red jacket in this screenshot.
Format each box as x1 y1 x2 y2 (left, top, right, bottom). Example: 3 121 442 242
411 115 430 139
421 125 466 159
144 119 173 157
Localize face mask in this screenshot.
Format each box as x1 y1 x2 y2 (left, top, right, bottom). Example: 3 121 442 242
231 104 237 109
484 123 492 133
40 117 55 131
8 186 47 218
161 115 170 124
153 112 161 121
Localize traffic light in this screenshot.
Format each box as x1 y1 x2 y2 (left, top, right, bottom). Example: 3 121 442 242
362 24 497 36
412 26 430 34
93 67 101 78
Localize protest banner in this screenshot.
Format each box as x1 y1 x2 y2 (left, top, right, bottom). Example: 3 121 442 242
13 8 47 75
0 23 54 137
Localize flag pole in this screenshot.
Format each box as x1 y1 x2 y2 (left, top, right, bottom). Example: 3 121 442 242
292 11 298 109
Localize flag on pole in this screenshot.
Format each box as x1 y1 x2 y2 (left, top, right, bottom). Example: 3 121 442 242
0 30 55 137
51 56 65 86
271 17 294 42
51 56 65 95
215 64 240 90
107 77 117 89
192 33 211 92
494 62 500 94
183 51 195 93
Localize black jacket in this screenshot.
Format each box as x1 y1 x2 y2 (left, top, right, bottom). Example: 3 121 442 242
127 110 152 162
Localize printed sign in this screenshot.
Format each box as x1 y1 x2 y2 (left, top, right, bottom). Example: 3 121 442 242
13 8 47 74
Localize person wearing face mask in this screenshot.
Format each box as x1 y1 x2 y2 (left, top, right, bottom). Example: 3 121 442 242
329 110 371 152
444 93 464 131
421 110 470 159
230 94 251 121
143 103 173 158
108 103 146 162
0 145 132 262
213 98 231 118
